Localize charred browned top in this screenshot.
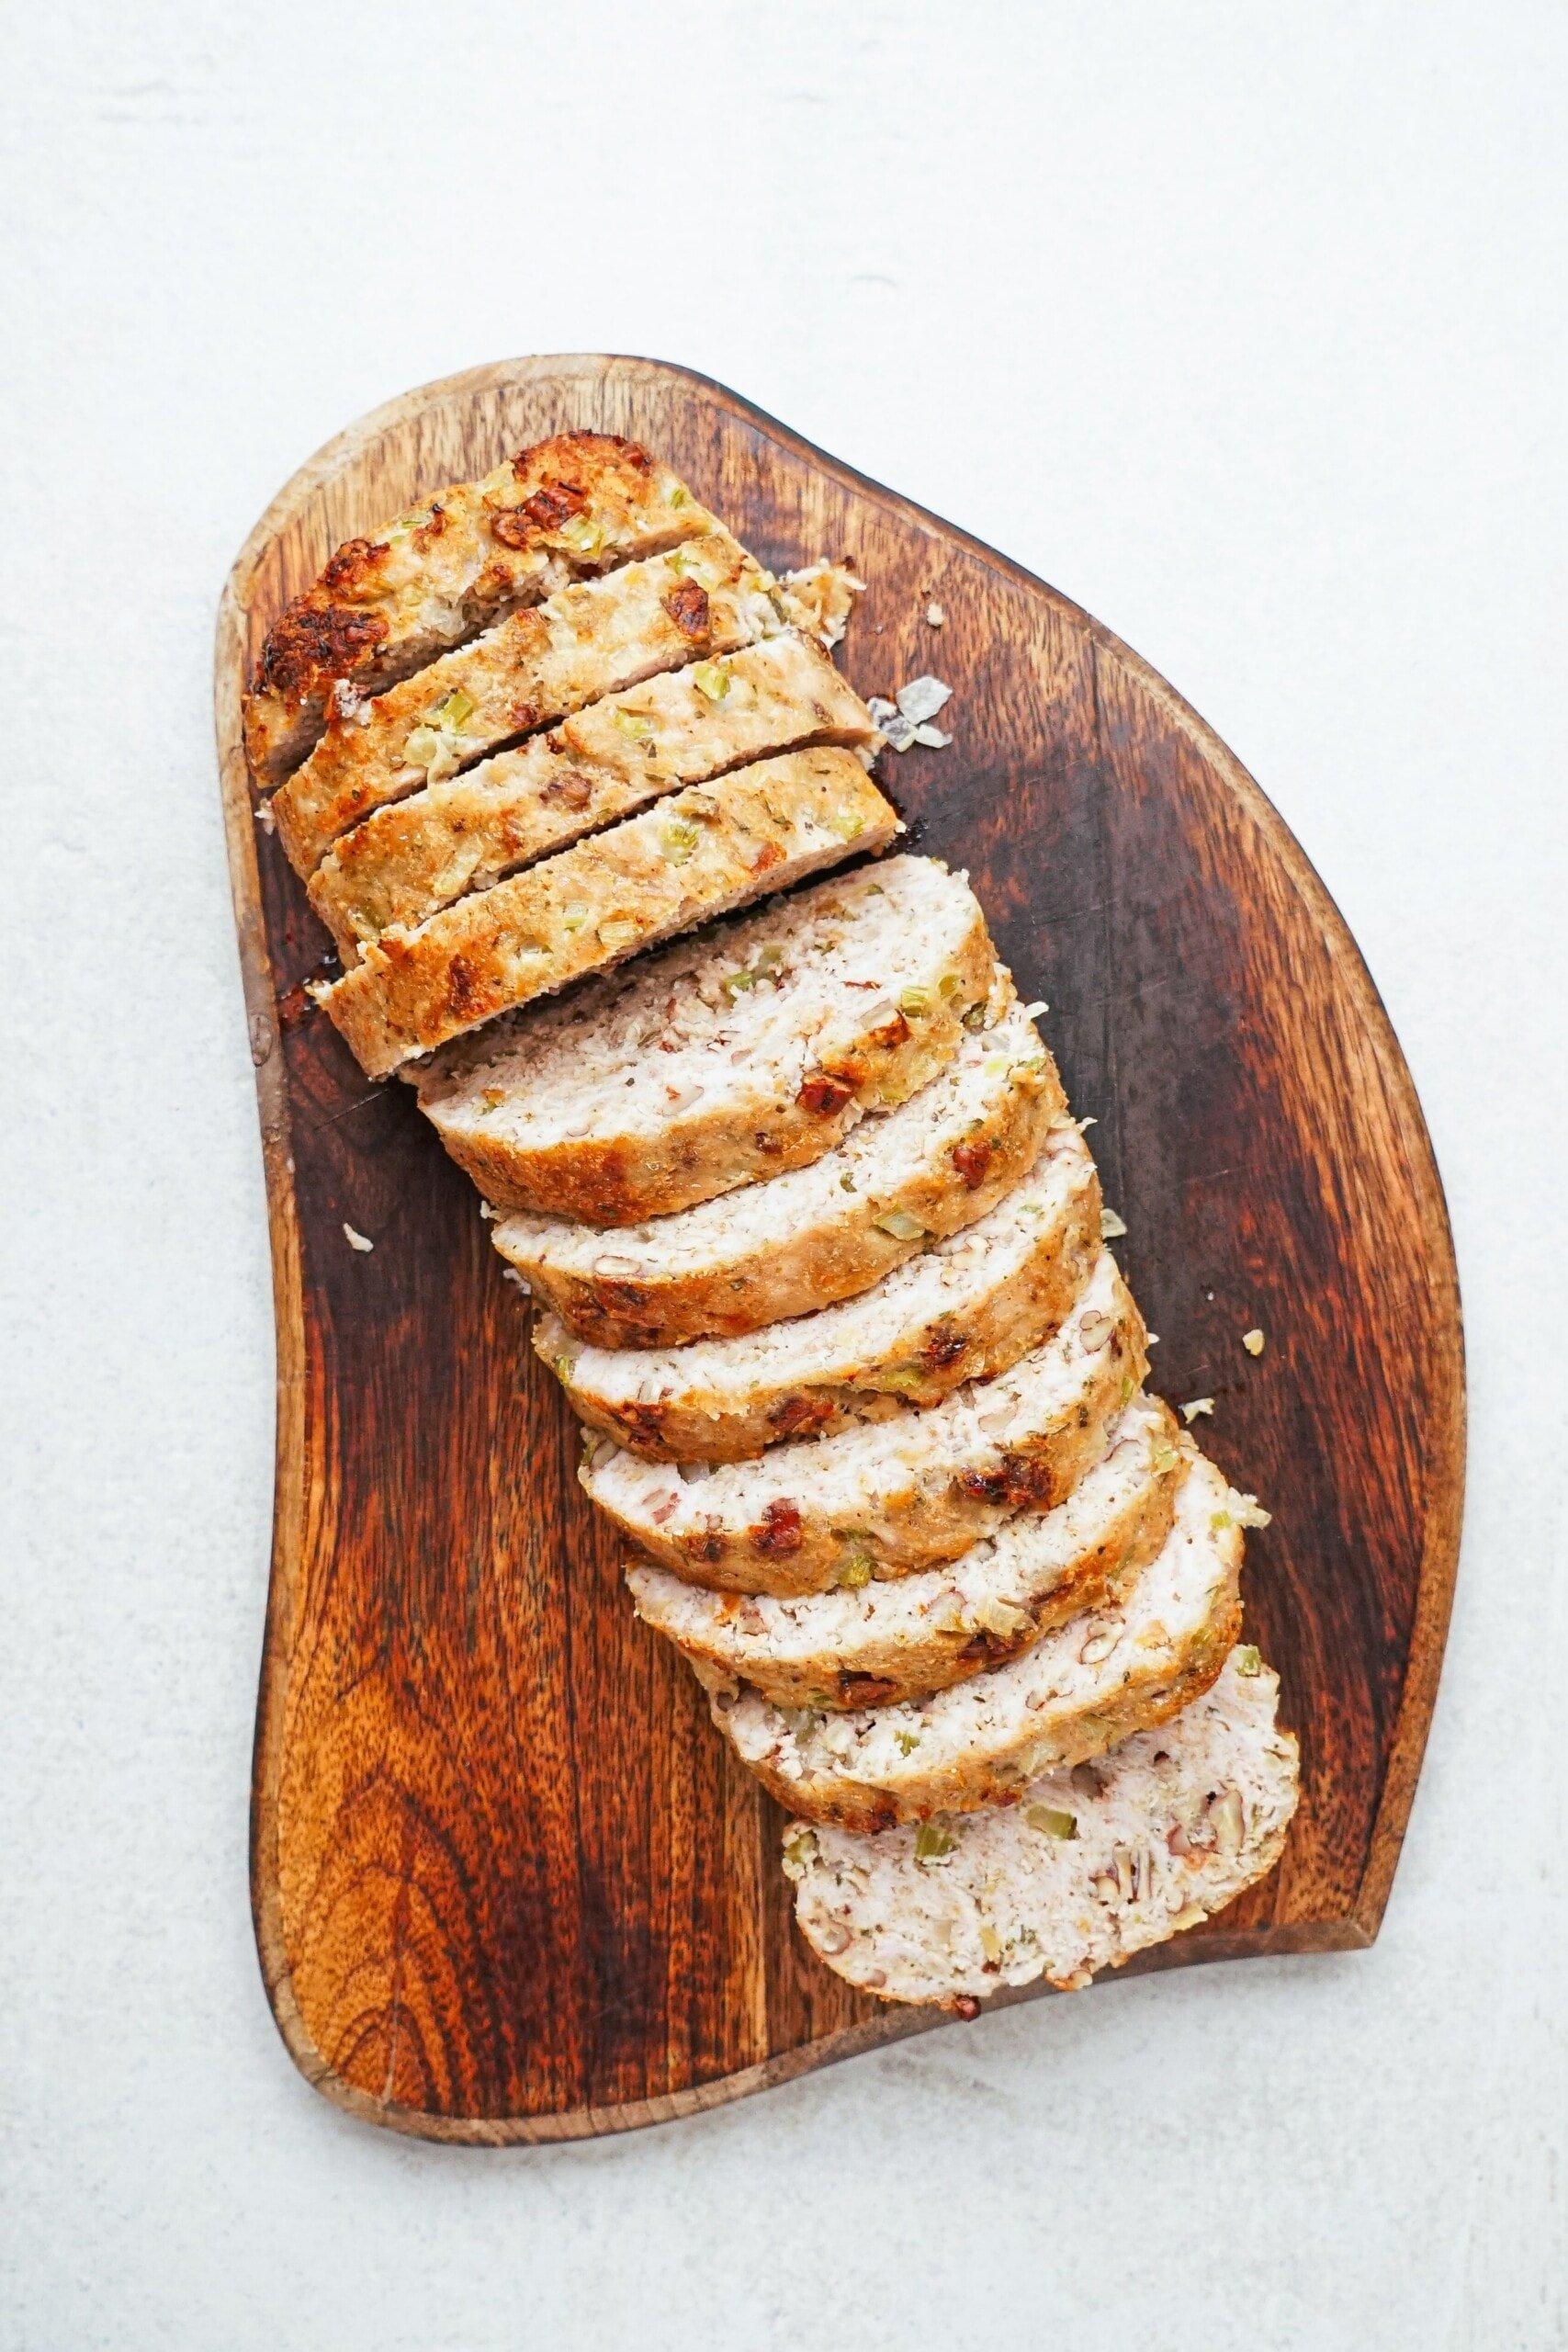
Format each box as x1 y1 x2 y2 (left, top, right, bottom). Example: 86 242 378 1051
244 434 674 773
252 595 390 705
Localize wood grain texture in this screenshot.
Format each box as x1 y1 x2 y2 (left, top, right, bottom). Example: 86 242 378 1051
214 355 1465 2143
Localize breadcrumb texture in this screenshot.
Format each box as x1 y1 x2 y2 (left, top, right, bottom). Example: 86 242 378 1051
308 631 882 953
272 528 781 876
244 432 710 785
786 1649 1299 2006
319 749 899 1077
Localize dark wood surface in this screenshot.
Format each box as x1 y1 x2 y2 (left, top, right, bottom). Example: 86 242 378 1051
214 356 1464 2143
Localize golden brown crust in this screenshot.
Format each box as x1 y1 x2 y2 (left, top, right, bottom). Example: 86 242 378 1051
547 1158 1102 1462
583 1272 1148 1596
496 1052 1066 1348
318 752 899 1077
629 1418 1182 1711
271 528 775 876
732 1583 1245 1831
306 633 882 954
243 433 707 784
422 904 1004 1225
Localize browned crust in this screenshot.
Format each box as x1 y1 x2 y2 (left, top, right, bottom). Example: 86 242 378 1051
552 1159 1102 1463
423 910 1004 1226
319 751 897 1077
585 1273 1147 1596
270 528 767 876
243 432 697 784
306 632 882 954
500 1056 1067 1346
733 1570 1246 1832
630 1413 1182 1711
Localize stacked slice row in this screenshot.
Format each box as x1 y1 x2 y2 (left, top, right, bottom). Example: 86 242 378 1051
243 431 1298 2014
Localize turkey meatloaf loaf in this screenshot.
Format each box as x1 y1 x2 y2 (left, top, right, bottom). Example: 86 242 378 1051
785 1648 1300 2006
580 1250 1145 1593
418 855 1003 1223
243 432 713 786
705 1450 1247 1830
491 1002 1067 1348
307 630 883 953
318 749 900 1077
626 1395 1182 1710
542 1118 1101 1461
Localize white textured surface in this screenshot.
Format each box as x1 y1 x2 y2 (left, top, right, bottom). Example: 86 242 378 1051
1 4 1562 2347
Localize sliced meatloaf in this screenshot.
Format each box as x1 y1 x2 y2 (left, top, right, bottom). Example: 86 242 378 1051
271 528 781 876
491 1003 1066 1348
705 1450 1245 1828
626 1396 1181 1709
580 1250 1145 1593
319 750 899 1078
784 1647 1299 2005
307 631 883 953
244 433 711 785
544 1122 1101 1461
417 855 1002 1223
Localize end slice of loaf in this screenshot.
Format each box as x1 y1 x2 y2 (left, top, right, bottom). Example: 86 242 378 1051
492 1001 1066 1348
273 527 782 876
307 632 883 953
705 1450 1244 1829
419 855 1002 1224
319 750 900 1077
243 433 711 786
626 1396 1182 1710
784 1646 1299 2006
544 1118 1100 1461
580 1250 1145 1594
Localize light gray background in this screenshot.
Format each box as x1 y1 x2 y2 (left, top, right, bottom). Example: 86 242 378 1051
3 4 1563 2346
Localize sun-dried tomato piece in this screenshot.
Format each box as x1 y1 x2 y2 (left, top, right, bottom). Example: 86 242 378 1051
663 580 711 639
950 1136 993 1188
796 1069 857 1116
751 1498 804 1555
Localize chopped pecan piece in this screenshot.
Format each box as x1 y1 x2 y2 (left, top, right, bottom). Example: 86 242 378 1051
919 1320 968 1374
538 771 595 808
766 1395 838 1442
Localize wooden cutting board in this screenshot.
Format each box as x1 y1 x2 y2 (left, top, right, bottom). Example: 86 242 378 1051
214 356 1464 2143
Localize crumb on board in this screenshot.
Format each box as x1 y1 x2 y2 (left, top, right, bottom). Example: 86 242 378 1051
868 674 953 752
1242 1327 1265 1356
1182 1397 1215 1423
344 1223 374 1252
